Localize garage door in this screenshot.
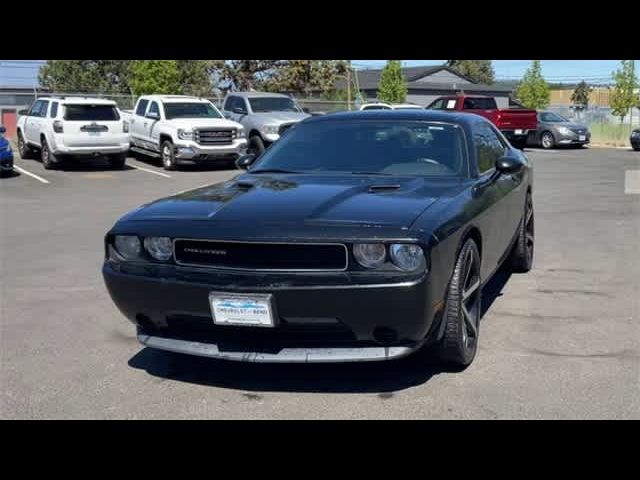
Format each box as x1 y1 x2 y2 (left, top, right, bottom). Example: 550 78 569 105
1 109 17 139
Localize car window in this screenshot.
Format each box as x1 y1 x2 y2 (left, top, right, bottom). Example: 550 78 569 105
28 100 43 116
224 96 235 111
474 122 506 174
248 96 298 113
463 98 497 110
50 102 59 118
64 104 120 121
148 102 160 117
164 102 223 119
38 101 50 118
135 99 149 116
253 120 468 177
539 112 567 123
428 99 446 110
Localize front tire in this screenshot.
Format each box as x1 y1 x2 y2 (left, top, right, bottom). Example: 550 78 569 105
438 238 482 367
248 135 266 156
160 140 176 171
633 145 640 152
540 131 555 149
41 138 60 170
510 191 534 273
17 131 34 159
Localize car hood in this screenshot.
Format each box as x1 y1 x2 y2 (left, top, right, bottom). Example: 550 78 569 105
121 174 466 229
168 118 242 130
250 112 310 125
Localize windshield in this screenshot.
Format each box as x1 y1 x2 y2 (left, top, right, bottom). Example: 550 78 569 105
164 102 223 120
252 120 467 177
249 97 300 113
64 104 120 121
540 111 568 123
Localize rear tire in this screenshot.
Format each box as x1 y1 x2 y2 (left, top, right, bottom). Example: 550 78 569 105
160 140 176 171
17 131 34 159
510 191 534 273
40 138 60 170
108 153 127 169
438 238 482 367
248 135 266 156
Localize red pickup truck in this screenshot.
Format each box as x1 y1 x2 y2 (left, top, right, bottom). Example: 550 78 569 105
426 95 537 148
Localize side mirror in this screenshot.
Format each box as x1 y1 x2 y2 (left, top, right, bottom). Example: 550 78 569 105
496 155 524 174
18 109 29 116
146 111 160 120
235 153 257 170
232 107 247 115
0 125 5 134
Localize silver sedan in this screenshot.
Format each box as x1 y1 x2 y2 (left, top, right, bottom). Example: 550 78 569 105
531 111 591 149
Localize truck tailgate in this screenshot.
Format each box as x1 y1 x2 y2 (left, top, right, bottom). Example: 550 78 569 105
495 109 537 130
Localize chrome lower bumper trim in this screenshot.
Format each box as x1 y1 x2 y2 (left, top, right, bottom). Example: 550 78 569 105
137 334 421 363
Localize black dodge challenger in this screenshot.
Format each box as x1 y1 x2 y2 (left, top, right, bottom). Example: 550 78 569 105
103 110 534 367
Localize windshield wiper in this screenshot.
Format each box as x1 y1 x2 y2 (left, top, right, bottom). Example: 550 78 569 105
250 168 300 174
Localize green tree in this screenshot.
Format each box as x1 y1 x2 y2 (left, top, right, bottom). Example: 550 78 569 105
215 60 287 91
377 60 407 103
610 60 639 124
176 61 215 96
129 60 181 96
516 60 550 109
571 80 592 109
265 60 348 97
446 60 495 84
38 60 131 94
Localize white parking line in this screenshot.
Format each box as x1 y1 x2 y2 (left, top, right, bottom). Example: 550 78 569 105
130 164 172 178
13 165 50 184
624 170 640 194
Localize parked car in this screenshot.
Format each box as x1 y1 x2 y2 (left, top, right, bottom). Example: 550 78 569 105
426 95 538 149
16 96 130 169
631 129 640 151
103 110 534 367
532 111 591 149
222 92 310 155
121 95 247 170
0 125 14 177
359 103 422 111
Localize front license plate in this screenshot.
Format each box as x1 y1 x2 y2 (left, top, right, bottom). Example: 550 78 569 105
209 293 275 327
515 129 524 135
88 131 102 136
579 135 586 141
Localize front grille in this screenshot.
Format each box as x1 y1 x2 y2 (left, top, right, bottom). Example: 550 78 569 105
570 128 587 135
194 128 236 146
153 315 359 350
278 123 295 135
173 239 348 271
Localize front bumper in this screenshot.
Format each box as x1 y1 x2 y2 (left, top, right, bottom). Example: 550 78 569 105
0 151 13 170
556 131 591 145
631 135 640 149
102 262 436 363
174 139 248 160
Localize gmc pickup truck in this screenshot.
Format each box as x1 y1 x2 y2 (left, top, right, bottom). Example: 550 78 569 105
426 95 537 149
122 95 247 170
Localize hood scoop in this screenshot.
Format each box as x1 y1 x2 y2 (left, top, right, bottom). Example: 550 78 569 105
368 184 401 193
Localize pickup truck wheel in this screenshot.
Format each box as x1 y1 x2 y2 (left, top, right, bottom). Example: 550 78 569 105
161 141 177 171
509 191 534 273
108 153 127 169
540 131 555 149
41 139 60 170
248 135 266 156
17 132 34 159
438 238 482 368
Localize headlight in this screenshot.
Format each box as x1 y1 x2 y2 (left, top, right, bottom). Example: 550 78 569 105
177 129 193 140
353 243 386 269
389 244 425 272
144 237 173 261
632 131 640 137
114 235 141 260
557 126 572 135
260 125 279 135
237 128 246 138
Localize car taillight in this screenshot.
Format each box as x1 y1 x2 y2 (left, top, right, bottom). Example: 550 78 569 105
123 121 129 133
53 120 63 133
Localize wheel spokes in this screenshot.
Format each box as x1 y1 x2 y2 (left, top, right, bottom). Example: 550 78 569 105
462 304 478 340
463 278 480 301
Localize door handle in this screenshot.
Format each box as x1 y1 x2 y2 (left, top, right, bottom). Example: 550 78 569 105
144 122 148 127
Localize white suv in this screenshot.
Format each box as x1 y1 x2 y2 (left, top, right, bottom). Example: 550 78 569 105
16 97 130 169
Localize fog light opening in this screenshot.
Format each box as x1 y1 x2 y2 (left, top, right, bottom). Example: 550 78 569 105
373 327 398 346
135 314 154 332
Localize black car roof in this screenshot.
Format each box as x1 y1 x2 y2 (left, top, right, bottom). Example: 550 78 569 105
303 109 479 127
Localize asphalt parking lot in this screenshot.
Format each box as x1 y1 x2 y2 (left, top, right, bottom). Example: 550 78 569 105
1 146 639 419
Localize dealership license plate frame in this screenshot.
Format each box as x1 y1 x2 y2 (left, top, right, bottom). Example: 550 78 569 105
579 135 586 141
209 292 277 328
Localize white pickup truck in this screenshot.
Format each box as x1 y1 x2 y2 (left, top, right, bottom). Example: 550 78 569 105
121 95 248 170
16 96 130 169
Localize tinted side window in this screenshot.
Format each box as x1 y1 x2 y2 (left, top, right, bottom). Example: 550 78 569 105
463 97 497 110
148 102 160 117
29 100 44 116
50 102 59 118
39 101 50 118
428 99 445 110
224 96 235 111
135 99 149 116
474 122 506 174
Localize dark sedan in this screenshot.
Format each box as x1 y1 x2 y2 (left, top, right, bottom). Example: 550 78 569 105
631 129 640 151
532 111 591 149
103 110 534 367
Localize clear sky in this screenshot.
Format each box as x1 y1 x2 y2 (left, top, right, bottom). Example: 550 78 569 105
1 60 639 88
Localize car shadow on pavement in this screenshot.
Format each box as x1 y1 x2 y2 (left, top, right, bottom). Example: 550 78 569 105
127 265 512 394
129 154 237 173
57 157 136 172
